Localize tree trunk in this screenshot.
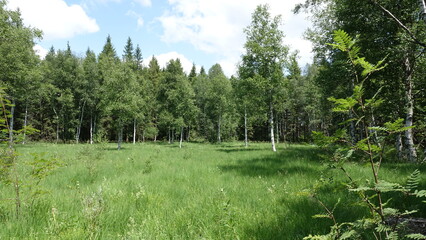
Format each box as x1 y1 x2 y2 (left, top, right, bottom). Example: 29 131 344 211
395 133 403 161
179 126 183 148
76 100 86 144
172 128 175 143
283 111 287 143
244 107 248 148
133 118 137 144
22 103 28 144
93 116 97 143
217 115 221 143
9 99 15 144
53 107 59 144
270 103 277 152
142 130 145 142
276 118 279 144
90 115 93 144
403 55 417 162
118 125 123 150
168 127 171 144
420 0 426 20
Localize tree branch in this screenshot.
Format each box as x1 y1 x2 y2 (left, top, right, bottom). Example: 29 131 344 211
369 0 426 48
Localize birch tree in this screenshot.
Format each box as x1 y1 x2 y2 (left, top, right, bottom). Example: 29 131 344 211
238 4 288 151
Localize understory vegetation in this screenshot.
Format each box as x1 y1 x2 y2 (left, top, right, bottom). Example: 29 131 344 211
0 143 423 239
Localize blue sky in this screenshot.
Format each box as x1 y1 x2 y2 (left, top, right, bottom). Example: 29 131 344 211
7 0 313 76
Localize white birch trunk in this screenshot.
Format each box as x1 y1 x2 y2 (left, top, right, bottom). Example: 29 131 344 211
404 55 417 162
420 0 426 20
22 103 28 144
9 99 15 144
179 126 183 148
133 118 136 144
90 115 93 144
217 115 221 143
76 100 86 144
395 133 403 161
270 103 276 152
244 107 248 148
283 113 287 143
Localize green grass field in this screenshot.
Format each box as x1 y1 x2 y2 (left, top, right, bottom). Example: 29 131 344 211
0 142 424 239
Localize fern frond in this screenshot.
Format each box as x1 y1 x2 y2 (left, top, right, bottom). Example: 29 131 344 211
406 169 421 191
332 29 353 52
406 233 426 240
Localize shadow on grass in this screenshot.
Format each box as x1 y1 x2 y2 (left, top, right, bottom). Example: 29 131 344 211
102 146 131 151
217 148 266 153
243 191 370 239
218 147 324 177
239 156 426 239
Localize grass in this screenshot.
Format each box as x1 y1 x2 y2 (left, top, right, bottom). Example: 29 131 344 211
0 142 424 239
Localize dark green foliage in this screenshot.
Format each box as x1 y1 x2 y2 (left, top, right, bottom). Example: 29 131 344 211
306 30 426 239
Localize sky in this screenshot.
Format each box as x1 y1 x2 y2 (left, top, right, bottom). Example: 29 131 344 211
7 0 313 76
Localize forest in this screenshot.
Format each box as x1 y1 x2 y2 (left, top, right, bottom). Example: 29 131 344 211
1 0 426 239
1 0 425 160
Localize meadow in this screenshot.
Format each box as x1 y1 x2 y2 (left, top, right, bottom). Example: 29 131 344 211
0 142 424 239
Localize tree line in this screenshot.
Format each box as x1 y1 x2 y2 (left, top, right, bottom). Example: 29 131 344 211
1 2 322 150
1 1 425 161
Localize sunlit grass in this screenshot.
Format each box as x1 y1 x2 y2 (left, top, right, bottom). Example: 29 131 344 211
0 142 424 239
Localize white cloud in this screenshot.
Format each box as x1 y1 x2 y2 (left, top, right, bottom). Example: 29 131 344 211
143 52 198 74
133 0 151 7
33 44 48 59
158 0 313 76
7 0 99 40
126 10 144 28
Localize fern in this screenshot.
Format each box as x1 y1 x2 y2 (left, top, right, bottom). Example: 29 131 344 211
406 169 421 191
406 233 426 240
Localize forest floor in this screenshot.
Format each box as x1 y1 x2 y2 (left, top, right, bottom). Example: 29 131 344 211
0 142 425 239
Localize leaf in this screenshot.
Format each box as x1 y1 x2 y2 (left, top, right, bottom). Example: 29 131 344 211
339 230 358 239
406 169 421 191
355 57 374 76
387 231 399 240
406 233 426 240
375 223 391 233
328 97 357 112
368 126 388 132
383 207 399 217
331 29 355 52
414 190 426 198
312 214 331 219
375 181 404 193
349 186 372 192
303 234 329 240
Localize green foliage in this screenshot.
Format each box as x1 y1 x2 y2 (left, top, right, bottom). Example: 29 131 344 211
406 233 426 240
308 30 426 239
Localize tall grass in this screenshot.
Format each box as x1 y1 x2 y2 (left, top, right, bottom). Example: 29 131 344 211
0 142 424 239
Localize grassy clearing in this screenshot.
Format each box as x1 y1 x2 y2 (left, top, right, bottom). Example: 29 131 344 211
0 142 424 239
